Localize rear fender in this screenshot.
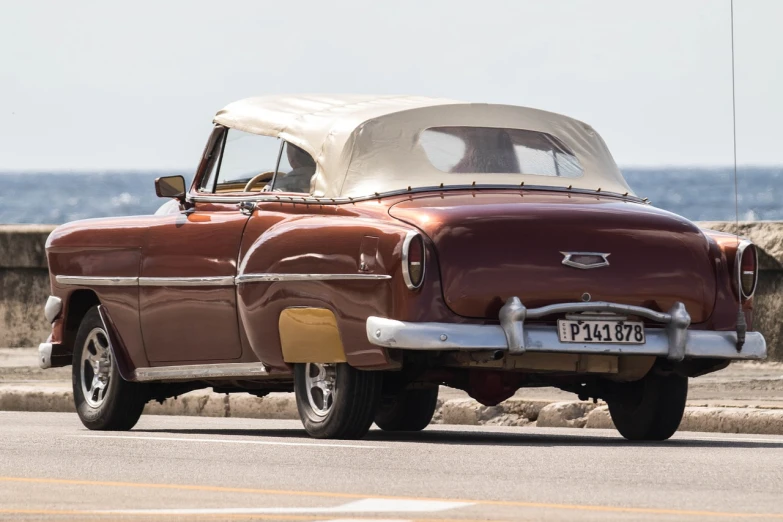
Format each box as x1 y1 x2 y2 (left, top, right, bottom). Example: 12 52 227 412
236 214 448 369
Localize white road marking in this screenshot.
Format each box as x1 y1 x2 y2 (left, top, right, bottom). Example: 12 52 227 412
76 434 384 449
75 431 783 449
677 435 783 444
101 497 472 515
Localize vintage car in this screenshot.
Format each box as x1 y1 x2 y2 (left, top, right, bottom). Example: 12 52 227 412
39 94 766 440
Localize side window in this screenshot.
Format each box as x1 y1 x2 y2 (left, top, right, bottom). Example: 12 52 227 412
271 142 317 194
199 129 283 193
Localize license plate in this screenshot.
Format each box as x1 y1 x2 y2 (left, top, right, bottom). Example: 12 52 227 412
557 319 645 344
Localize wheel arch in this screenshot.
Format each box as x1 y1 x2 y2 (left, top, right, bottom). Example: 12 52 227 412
62 289 101 356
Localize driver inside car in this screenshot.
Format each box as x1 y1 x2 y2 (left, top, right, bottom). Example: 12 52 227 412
272 144 316 193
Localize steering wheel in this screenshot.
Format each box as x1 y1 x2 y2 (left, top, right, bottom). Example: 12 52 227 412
243 171 276 192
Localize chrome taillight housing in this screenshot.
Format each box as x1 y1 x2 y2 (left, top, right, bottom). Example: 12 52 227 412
402 231 425 290
736 240 758 300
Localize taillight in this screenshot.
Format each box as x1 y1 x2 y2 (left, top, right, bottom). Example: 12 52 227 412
736 241 758 300
402 232 425 290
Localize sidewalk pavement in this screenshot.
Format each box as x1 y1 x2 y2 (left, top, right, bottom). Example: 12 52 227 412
3 348 783 434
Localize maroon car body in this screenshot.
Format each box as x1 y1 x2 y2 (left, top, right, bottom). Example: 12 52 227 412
39 95 765 440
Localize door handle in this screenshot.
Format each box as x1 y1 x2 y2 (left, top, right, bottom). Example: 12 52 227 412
239 201 255 216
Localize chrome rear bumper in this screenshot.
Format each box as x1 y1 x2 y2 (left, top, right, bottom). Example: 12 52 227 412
366 298 767 361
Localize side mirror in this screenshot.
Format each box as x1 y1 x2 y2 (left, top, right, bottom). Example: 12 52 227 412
155 175 186 201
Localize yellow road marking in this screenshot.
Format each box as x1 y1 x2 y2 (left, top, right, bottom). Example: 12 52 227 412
0 476 781 519
0 509 500 522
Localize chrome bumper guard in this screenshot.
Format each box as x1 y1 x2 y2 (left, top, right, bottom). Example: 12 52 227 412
366 298 767 361
38 342 53 369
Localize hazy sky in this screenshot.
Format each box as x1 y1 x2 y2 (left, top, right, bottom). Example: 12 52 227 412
1 0 780 171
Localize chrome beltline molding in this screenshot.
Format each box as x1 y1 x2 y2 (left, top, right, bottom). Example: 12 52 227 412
132 362 268 382
187 183 646 206
235 273 391 283
57 273 391 287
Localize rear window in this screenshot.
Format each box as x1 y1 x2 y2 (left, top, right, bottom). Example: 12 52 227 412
418 126 583 178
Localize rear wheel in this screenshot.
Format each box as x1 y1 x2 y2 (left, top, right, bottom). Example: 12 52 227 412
606 372 688 441
375 387 439 432
294 363 382 439
72 307 148 430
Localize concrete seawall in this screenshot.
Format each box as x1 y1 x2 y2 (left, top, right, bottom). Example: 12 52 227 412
2 222 781 360
0 225 55 347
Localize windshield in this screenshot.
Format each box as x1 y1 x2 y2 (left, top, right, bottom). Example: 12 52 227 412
419 126 583 178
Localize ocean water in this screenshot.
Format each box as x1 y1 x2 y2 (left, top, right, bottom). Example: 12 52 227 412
0 167 780 225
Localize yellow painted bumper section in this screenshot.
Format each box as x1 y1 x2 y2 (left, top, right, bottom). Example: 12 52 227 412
278 308 347 363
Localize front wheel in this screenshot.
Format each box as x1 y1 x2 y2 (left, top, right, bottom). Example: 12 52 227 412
606 371 688 441
72 307 148 431
294 363 382 439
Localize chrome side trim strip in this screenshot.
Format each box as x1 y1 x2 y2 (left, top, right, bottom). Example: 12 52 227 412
57 274 391 287
56 276 236 287
236 273 392 283
132 362 269 382
138 276 235 287
56 275 139 286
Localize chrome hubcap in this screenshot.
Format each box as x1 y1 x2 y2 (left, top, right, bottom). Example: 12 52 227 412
80 328 112 408
304 363 336 417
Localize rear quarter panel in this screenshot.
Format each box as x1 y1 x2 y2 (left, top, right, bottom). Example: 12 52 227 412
237 200 448 370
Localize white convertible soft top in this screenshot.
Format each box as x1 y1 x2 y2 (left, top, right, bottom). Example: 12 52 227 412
213 94 633 198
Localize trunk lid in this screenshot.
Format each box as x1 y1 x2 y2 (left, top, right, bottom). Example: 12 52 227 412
389 191 716 323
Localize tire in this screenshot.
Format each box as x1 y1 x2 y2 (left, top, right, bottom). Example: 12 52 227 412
294 363 382 439
375 387 439 432
72 307 148 431
607 372 688 441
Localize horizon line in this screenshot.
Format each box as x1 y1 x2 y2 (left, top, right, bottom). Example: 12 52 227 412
0 164 781 175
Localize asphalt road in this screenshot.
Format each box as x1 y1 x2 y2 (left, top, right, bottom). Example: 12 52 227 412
1 412 782 522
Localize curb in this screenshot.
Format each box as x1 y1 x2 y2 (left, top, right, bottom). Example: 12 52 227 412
2 387 783 436
0 387 301 420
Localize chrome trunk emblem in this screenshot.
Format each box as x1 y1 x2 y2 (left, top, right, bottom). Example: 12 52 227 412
561 252 611 270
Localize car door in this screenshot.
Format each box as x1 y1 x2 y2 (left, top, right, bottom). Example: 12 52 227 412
140 127 283 363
